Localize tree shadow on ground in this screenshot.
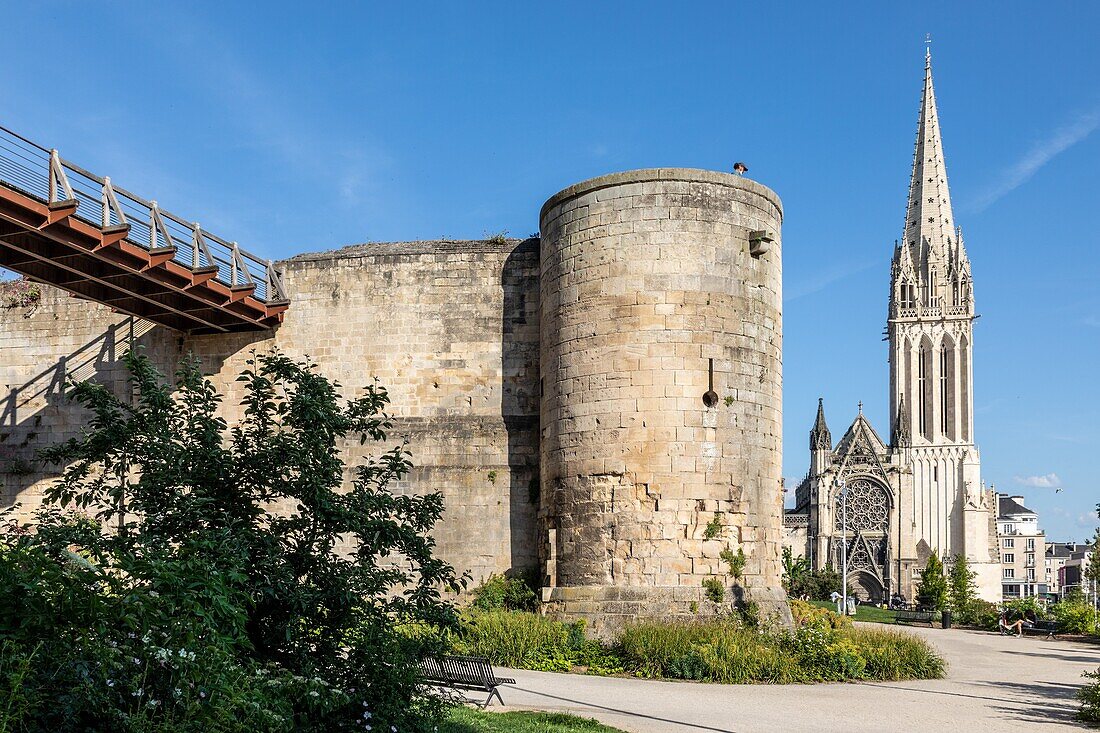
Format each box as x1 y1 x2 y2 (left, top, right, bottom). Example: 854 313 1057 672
502 685 736 733
1000 648 1100 665
864 678 1083 727
973 679 1083 727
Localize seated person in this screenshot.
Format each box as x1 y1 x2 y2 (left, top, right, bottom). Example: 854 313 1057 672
999 611 1024 636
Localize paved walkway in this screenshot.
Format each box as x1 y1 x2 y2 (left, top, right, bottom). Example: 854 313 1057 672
491 625 1100 732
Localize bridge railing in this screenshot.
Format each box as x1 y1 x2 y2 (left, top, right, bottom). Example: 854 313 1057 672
0 124 287 303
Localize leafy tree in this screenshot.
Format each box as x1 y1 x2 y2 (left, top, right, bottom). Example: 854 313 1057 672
948 554 978 620
810 565 843 600
917 552 948 611
782 546 810 592
1086 526 1100 590
782 551 841 601
3 349 462 731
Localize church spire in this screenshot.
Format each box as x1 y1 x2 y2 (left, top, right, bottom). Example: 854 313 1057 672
810 397 832 451
902 47 956 259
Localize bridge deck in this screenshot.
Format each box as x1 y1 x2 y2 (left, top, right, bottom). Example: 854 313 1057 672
0 124 288 333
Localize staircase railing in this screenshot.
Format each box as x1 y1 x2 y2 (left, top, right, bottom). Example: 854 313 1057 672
0 123 287 303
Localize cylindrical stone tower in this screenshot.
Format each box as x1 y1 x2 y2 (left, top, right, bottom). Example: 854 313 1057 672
538 168 788 632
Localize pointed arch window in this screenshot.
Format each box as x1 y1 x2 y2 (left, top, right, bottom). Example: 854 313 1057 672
952 279 960 307
940 348 949 436
918 344 930 439
900 280 916 309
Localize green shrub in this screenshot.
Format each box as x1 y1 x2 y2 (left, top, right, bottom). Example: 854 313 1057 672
1053 599 1098 634
964 599 1002 630
457 610 945 686
702 577 726 603
1004 597 1046 619
1 350 462 732
471 572 539 612
703 514 723 539
1079 667 1100 723
455 610 571 671
454 611 623 675
789 598 851 629
784 559 842 601
720 547 746 579
845 626 946 680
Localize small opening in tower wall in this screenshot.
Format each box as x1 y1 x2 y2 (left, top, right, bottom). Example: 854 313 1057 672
702 358 719 408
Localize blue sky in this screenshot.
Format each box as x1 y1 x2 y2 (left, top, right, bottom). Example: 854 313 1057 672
2 2 1097 540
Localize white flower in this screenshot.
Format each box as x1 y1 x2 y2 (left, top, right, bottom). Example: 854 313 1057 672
309 690 319 697
106 680 115 688
362 711 372 719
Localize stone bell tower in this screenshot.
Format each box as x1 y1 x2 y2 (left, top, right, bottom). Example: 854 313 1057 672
887 48 999 598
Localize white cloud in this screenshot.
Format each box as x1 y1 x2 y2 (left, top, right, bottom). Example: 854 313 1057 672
1013 473 1062 489
971 108 1100 211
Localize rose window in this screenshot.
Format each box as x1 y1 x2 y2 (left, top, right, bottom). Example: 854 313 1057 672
834 479 890 532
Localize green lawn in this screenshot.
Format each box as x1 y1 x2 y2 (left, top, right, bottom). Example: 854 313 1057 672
440 707 627 732
809 600 899 624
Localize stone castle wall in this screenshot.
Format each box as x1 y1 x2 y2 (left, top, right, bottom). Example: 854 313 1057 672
0 239 541 584
2 167 791 627
538 169 788 630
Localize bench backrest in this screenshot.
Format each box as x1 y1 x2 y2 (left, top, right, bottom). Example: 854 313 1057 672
423 655 496 686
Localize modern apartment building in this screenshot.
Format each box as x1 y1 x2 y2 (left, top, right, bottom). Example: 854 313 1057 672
1045 542 1083 598
1059 544 1095 597
997 494 1046 598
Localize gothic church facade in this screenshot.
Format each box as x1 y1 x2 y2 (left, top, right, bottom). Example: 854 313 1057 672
783 50 1001 603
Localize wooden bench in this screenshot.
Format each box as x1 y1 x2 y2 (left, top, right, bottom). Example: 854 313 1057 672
1024 620 1059 639
421 654 516 707
895 609 936 626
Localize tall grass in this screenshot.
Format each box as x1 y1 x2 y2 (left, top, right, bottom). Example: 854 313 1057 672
454 610 572 671
847 626 946 680
455 606 946 684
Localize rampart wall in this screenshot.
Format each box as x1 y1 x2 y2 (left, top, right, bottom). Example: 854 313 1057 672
0 238 541 584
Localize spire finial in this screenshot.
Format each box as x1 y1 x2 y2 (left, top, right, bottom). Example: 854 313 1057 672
810 397 832 451
857 400 863 415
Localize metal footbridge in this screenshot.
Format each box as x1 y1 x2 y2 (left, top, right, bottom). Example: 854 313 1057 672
0 123 289 333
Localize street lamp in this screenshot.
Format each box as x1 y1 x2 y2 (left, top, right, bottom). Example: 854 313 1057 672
837 478 848 615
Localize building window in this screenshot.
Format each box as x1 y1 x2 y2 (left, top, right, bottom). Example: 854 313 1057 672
1003 554 1014 564
918 346 928 438
1004 584 1021 597
1028 568 1036 581
1003 538 1014 548
1026 538 1035 550
1002 524 1013 534
940 348 949 435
